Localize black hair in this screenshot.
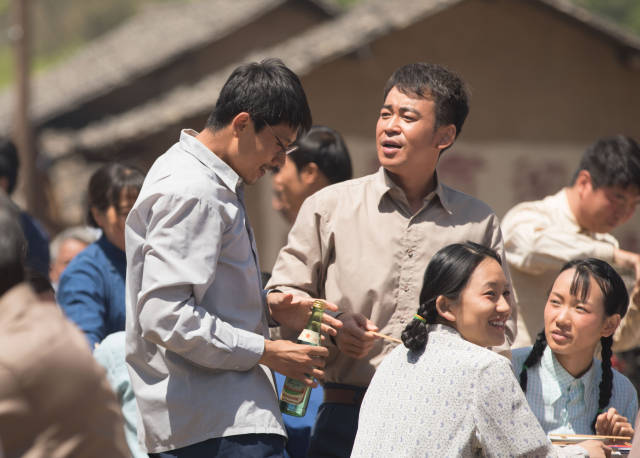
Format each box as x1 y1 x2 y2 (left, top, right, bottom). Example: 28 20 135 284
383 62 469 150
571 135 640 190
25 267 54 296
0 191 26 294
518 258 629 433
288 126 353 184
401 242 501 353
86 163 145 228
0 138 19 194
205 58 312 135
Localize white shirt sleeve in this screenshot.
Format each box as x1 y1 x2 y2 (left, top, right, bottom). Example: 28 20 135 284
502 201 616 275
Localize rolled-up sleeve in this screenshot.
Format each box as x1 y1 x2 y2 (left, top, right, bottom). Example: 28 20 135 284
503 205 616 276
133 191 264 371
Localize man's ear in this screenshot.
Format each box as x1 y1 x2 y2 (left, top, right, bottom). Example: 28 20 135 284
231 112 251 136
435 295 457 323
574 170 593 195
299 162 321 183
435 124 456 152
601 313 621 338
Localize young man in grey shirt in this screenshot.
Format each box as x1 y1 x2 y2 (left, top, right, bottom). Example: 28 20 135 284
125 59 341 457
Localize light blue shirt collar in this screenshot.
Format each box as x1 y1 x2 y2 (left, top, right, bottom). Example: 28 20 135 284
540 346 599 407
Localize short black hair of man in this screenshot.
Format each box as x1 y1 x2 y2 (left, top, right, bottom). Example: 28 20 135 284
0 138 19 194
571 135 640 190
383 63 469 143
206 58 312 135
289 126 353 184
0 191 26 295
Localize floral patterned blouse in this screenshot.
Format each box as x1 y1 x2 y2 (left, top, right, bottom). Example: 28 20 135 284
352 325 584 457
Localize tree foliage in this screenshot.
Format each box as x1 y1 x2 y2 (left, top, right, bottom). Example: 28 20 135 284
573 0 640 36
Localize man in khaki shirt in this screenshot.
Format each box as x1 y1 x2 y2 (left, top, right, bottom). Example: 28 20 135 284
502 136 640 349
0 192 128 458
267 62 515 458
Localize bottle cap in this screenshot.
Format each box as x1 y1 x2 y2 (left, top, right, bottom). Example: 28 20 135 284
312 299 325 310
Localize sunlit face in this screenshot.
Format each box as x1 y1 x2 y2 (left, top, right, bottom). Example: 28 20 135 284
50 238 89 283
447 258 511 348
579 182 639 233
271 156 309 224
235 121 297 185
376 87 449 181
92 187 138 251
544 268 617 361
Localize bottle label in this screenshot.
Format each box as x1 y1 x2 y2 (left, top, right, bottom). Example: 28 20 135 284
297 329 320 346
281 378 308 405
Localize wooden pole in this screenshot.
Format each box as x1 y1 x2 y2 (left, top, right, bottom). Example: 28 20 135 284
11 0 46 223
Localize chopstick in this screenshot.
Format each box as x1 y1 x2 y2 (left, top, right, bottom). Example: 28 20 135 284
549 433 631 441
370 331 402 344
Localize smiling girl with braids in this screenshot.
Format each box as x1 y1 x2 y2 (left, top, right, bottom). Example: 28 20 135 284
512 258 637 437
352 242 609 457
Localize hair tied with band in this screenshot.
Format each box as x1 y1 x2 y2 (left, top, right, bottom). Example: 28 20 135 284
413 314 427 324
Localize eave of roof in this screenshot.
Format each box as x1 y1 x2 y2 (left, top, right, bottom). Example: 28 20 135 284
537 0 640 55
34 0 640 160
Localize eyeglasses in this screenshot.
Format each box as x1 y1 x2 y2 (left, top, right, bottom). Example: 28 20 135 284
262 120 298 155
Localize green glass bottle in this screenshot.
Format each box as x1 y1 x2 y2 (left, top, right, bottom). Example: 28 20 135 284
279 300 325 417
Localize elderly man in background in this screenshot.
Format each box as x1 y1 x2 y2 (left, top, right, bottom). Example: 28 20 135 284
49 226 98 288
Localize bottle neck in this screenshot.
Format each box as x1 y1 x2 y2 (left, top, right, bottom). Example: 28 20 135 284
307 307 324 332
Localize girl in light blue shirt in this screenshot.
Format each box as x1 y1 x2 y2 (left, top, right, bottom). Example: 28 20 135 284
514 258 637 437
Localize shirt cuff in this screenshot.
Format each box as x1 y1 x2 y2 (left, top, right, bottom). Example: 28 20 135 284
265 289 281 327
230 329 266 371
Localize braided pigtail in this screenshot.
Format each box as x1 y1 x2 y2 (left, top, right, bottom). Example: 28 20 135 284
401 301 438 353
592 335 614 433
519 330 547 392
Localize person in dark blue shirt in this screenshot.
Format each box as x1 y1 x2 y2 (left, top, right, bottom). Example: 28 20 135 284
0 138 50 278
57 163 144 348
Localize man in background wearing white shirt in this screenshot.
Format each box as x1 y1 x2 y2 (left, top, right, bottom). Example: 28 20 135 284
125 58 341 458
503 135 640 348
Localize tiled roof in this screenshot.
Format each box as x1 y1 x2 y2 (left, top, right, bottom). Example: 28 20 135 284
39 0 464 158
0 0 336 134
19 0 640 160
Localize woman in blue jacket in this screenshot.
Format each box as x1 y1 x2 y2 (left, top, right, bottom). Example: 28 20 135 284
58 163 144 348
